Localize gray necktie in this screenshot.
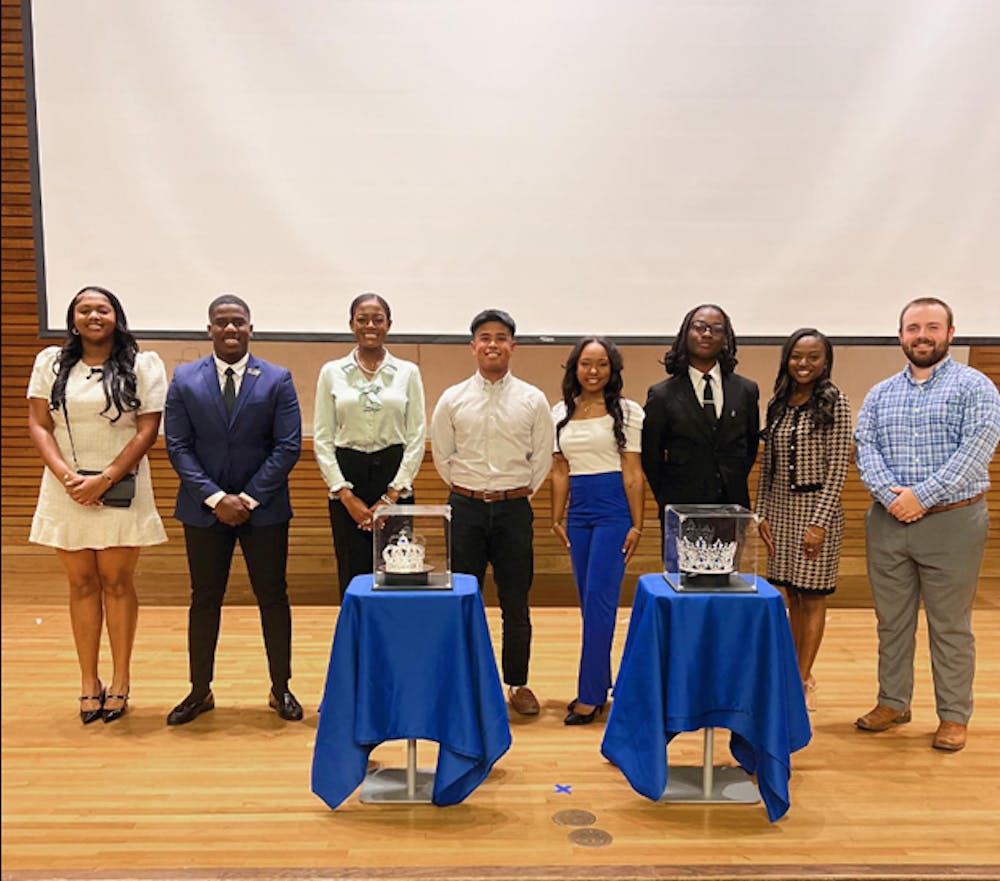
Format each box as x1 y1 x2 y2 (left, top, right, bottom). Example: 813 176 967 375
223 367 236 417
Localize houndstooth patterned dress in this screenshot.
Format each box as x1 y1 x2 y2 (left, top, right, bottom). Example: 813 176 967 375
756 392 852 595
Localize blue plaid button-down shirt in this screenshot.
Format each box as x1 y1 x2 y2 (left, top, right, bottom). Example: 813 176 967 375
855 356 1000 510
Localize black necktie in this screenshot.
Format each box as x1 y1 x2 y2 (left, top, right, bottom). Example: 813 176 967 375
702 374 716 420
223 367 236 417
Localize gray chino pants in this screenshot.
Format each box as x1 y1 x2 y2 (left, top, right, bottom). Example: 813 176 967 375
864 500 988 723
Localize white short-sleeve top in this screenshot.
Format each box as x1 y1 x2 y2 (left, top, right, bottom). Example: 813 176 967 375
26 346 168 551
551 398 644 475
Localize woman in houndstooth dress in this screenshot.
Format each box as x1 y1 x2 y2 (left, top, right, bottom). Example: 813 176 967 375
757 328 851 709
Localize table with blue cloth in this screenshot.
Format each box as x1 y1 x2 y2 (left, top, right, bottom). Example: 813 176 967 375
601 574 811 822
311 574 511 809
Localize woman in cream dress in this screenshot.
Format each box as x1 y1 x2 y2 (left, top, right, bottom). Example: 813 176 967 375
28 286 167 723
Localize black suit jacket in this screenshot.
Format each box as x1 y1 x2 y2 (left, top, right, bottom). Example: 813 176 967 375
641 371 760 511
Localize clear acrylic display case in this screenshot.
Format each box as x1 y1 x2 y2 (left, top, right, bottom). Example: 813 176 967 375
663 504 760 592
372 504 452 590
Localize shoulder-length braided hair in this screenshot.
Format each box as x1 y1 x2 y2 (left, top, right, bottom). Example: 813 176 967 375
49 286 141 422
555 337 627 452
662 303 738 376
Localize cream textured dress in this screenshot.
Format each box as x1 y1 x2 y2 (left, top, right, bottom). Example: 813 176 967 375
27 346 168 551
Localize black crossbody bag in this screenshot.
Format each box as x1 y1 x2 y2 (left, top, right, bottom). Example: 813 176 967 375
62 402 136 508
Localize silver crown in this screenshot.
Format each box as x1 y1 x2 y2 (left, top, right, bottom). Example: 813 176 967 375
381 532 426 573
676 535 738 575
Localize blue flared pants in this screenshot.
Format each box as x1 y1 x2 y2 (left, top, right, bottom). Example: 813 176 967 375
566 471 632 706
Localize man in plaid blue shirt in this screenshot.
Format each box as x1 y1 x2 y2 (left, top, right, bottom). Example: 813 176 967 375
854 297 1000 752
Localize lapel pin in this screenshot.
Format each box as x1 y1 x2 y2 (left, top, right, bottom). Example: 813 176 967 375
247 367 261 376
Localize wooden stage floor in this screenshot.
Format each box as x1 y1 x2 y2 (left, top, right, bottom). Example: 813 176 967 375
3 596 1000 881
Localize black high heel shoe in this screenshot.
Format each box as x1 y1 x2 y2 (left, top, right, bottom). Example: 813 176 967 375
564 703 605 726
79 682 105 725
102 691 129 723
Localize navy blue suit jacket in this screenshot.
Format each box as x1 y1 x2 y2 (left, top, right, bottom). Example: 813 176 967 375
164 355 302 528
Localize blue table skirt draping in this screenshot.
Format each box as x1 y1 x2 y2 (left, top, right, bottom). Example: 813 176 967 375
311 574 512 808
601 574 811 822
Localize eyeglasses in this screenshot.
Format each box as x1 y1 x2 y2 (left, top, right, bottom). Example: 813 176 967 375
690 320 725 336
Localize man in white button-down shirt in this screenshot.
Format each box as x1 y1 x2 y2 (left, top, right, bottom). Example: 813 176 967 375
431 309 554 715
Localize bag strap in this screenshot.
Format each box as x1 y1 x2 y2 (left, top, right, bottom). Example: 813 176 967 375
60 399 81 472
60 396 137 480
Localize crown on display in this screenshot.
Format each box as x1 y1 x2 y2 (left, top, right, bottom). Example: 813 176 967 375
382 532 427 573
677 535 738 575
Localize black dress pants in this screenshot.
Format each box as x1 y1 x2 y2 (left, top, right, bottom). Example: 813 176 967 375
183 521 292 694
328 445 411 599
449 492 533 687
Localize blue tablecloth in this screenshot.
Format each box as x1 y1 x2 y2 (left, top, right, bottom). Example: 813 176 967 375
601 574 811 822
311 574 511 809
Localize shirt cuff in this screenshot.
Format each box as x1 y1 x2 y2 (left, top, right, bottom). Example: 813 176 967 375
204 491 225 509
239 492 260 511
876 487 899 509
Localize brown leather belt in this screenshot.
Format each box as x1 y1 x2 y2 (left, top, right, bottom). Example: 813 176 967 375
451 485 532 502
925 492 986 515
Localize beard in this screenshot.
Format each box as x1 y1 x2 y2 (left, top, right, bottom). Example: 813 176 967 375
903 337 950 368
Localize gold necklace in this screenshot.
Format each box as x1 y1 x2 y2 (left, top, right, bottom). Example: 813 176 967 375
578 397 605 416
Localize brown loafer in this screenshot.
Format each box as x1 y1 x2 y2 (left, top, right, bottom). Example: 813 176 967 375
508 686 540 716
932 720 967 752
855 704 911 731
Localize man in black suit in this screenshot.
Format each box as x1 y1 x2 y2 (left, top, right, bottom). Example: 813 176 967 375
641 304 760 525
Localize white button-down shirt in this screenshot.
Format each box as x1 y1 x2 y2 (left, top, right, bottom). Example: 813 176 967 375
213 352 249 395
206 352 258 510
688 362 723 420
431 371 554 493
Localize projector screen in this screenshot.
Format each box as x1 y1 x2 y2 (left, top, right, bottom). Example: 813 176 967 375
26 0 1000 341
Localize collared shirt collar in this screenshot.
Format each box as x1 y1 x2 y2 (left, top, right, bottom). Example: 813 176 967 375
213 352 249 378
688 362 723 391
341 348 398 382
903 354 953 386
475 370 512 390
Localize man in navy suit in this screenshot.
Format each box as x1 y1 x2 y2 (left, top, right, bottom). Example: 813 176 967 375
164 294 303 725
641 303 760 521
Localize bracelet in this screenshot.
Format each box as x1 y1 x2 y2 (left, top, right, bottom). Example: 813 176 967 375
380 494 395 505
552 520 564 529
628 526 642 535
101 472 114 484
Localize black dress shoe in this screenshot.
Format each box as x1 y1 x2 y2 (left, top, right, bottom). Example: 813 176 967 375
564 704 605 726
79 682 105 725
268 689 303 721
166 691 214 726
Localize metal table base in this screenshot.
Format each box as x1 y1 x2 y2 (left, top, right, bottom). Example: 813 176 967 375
359 739 435 804
660 727 760 804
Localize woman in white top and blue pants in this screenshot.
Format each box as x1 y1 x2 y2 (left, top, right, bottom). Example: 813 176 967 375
551 337 645 725
314 294 426 598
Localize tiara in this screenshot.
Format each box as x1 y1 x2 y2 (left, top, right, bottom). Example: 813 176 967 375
677 535 738 575
381 532 427 574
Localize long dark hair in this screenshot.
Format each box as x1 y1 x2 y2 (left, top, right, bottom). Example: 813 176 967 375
662 304 738 376
764 328 838 434
49 286 140 422
555 337 627 451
